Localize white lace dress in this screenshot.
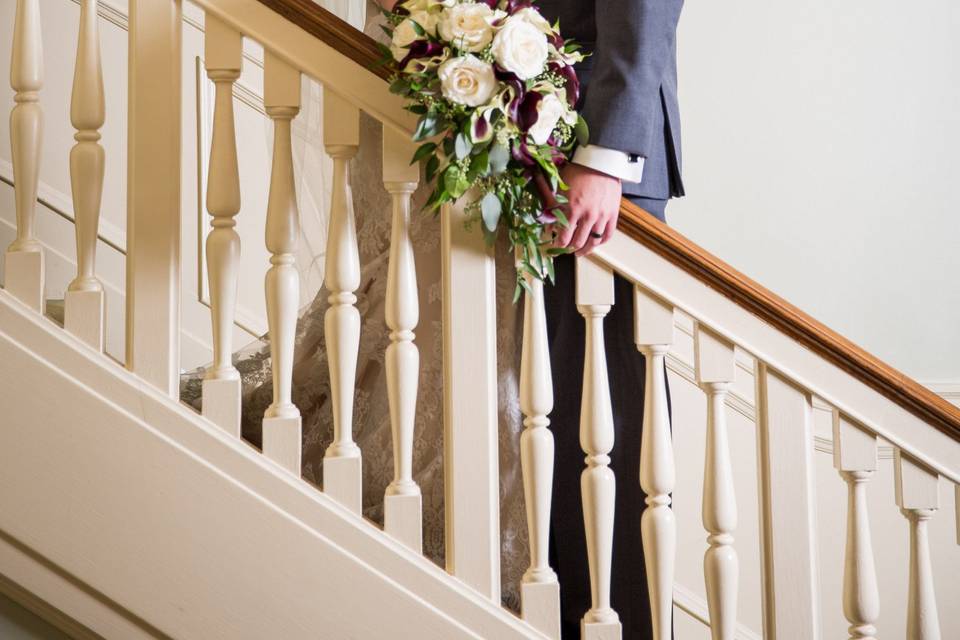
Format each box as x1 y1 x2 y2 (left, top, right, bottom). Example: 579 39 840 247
182 0 530 610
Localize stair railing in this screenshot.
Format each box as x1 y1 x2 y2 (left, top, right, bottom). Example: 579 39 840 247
4 2 960 640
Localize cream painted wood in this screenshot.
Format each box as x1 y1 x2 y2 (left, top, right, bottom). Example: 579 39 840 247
894 449 942 640
441 194 501 602
0 290 545 640
63 0 105 351
126 0 182 396
634 286 677 640
956 484 959 546
201 16 243 437
755 363 821 640
832 413 880 640
382 127 422 551
322 90 363 514
518 254 560 639
694 324 738 640
261 52 302 475
575 257 622 639
5 0 44 313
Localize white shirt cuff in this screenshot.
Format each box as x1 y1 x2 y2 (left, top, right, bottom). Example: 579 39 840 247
572 144 645 183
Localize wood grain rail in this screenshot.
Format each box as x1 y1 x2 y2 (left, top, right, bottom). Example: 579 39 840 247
254 0 960 443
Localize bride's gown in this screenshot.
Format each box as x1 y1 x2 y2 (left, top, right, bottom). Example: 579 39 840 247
181 1 530 610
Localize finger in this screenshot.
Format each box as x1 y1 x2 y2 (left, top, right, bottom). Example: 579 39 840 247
575 223 605 257
568 212 598 252
554 207 582 247
532 171 558 209
601 211 618 244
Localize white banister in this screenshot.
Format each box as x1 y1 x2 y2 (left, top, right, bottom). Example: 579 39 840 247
126 0 182 395
381 126 422 550
441 193 500 601
322 90 363 514
575 257 621 639
634 286 676 640
832 412 880 640
518 254 560 639
693 324 738 640
201 16 243 437
5 0 44 313
261 51 302 475
894 449 942 640
64 0 105 350
755 362 821 639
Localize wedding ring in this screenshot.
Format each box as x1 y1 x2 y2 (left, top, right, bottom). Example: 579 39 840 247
589 231 603 239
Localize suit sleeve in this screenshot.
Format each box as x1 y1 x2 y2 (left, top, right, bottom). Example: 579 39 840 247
580 0 684 158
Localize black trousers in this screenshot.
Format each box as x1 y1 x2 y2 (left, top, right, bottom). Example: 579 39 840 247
544 197 672 640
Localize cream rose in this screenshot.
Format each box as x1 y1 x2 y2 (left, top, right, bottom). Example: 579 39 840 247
438 3 497 53
491 16 549 80
511 7 553 34
438 55 498 107
527 93 565 145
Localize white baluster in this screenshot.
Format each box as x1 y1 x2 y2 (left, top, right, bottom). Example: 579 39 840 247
894 449 941 640
693 324 738 640
755 363 821 639
575 257 621 639
261 52 301 475
5 0 44 313
64 0 105 350
832 413 879 640
322 91 362 514
381 126 421 550
519 252 559 639
201 17 243 437
634 287 676 640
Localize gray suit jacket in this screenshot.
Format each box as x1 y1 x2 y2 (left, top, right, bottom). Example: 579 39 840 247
537 0 685 199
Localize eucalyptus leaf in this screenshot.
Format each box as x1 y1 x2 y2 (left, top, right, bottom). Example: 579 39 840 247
489 142 510 174
480 192 502 232
455 133 472 159
575 115 590 146
410 142 437 165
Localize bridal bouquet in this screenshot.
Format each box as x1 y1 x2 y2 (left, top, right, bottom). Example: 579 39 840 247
379 0 588 298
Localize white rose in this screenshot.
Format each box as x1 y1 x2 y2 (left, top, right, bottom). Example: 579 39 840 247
491 16 549 80
438 55 498 107
527 93 565 145
438 3 496 53
391 10 438 61
511 7 553 34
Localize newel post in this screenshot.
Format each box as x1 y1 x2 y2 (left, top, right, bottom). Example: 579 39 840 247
441 191 501 602
126 0 183 395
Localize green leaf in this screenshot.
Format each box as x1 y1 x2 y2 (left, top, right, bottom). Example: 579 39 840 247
413 115 438 141
409 19 426 36
425 155 440 181
444 166 469 199
454 132 472 159
410 142 437 165
480 192 501 232
489 142 510 174
574 115 589 146
389 78 409 95
468 149 489 181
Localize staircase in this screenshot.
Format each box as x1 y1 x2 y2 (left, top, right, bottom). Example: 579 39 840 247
1 1 959 639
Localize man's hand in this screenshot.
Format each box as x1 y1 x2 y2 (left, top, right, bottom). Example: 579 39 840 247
552 163 622 257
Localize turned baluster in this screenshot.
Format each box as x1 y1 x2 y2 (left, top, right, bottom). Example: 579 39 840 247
64 0 105 349
693 324 738 640
5 0 44 313
575 257 621 639
381 126 422 549
894 449 941 640
201 17 243 437
322 91 362 514
634 287 677 640
261 52 302 475
519 252 560 638
832 413 879 640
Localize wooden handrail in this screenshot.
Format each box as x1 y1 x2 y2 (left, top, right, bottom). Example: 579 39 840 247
253 0 960 443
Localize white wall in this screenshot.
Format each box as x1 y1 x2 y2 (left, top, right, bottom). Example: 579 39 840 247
672 0 960 386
